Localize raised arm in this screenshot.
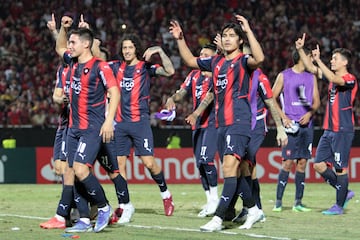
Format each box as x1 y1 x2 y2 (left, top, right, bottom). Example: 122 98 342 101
295 33 321 78
55 15 73 57
169 20 199 69
312 45 346 86
143 46 175 76
47 13 58 40
235 15 264 69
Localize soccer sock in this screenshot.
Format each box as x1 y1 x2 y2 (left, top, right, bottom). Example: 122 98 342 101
203 163 218 188
239 176 256 209
214 176 237 219
73 181 90 218
335 174 348 207
151 171 168 192
54 214 65 222
209 186 218 201
198 165 210 192
111 174 130 204
227 177 242 212
205 190 210 203
276 169 289 206
252 178 262 209
245 176 253 192
320 168 337 188
81 173 108 208
56 185 73 218
295 171 305 205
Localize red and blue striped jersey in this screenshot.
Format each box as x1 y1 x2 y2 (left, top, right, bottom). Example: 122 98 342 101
64 53 118 129
54 64 70 129
323 73 358 132
108 60 158 122
248 68 273 130
180 69 215 130
197 53 252 129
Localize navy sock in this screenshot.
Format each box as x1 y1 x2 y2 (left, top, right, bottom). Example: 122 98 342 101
276 169 289 204
320 168 337 188
252 179 262 209
336 174 348 207
245 176 253 190
81 173 108 208
198 165 210 191
295 171 305 205
151 171 167 192
215 177 237 219
227 177 241 211
111 174 130 204
239 177 255 208
73 182 90 218
56 185 73 218
203 163 218 187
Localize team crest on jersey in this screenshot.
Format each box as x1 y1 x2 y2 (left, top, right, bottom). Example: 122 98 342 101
286 150 291 156
83 68 89 74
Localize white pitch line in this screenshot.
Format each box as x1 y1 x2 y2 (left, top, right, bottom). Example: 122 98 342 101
0 213 48 220
0 213 293 240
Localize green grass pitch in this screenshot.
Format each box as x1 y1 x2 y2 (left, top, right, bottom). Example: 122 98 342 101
0 183 359 240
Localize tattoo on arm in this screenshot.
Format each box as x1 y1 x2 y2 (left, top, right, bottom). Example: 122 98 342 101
265 98 283 128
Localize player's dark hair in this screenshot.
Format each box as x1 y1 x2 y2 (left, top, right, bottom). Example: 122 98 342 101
68 27 94 49
119 34 143 60
202 43 217 52
333 48 352 67
220 22 246 49
292 47 310 64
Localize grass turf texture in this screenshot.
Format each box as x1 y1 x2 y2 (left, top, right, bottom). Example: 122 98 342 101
0 183 359 240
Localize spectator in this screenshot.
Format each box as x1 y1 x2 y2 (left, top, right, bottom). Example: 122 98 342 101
0 0 360 128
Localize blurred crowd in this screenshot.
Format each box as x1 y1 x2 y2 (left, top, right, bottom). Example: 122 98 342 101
1 0 360 128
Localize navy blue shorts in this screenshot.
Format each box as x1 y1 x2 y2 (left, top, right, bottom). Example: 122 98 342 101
66 127 102 168
315 130 354 169
97 140 119 173
115 120 154 156
193 126 218 168
281 126 313 160
245 128 266 165
53 127 68 161
217 125 250 162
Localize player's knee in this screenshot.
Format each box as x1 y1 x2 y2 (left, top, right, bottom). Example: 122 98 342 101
313 162 326 173
282 161 293 172
54 167 62 176
73 164 90 180
144 159 160 174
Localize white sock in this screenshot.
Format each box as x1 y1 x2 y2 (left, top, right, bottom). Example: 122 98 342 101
209 186 218 201
99 204 109 212
80 217 90 225
54 214 65 222
119 203 125 209
205 190 210 202
248 205 260 215
160 190 171 199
